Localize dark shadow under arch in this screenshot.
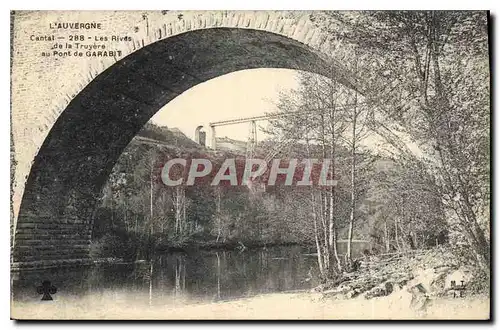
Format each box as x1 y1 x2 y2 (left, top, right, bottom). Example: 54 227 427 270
13 27 357 269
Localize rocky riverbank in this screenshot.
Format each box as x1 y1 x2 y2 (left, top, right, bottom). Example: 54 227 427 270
312 246 489 314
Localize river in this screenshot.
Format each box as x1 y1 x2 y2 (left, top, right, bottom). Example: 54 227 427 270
12 244 370 308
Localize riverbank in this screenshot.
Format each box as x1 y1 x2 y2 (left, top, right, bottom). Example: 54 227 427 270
11 291 489 320
157 240 313 252
90 231 318 261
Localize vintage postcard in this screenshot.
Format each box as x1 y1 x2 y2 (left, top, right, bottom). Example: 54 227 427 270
10 10 490 320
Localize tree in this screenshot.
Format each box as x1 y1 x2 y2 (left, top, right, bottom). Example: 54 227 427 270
309 11 490 272
269 67 372 275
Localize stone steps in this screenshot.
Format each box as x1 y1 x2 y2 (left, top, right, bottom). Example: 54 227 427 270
16 222 91 229
13 250 90 262
11 258 93 271
14 233 92 240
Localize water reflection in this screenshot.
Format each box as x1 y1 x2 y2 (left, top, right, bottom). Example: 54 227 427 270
12 244 368 306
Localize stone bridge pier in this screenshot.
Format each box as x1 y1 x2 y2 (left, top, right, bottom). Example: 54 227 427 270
11 11 360 269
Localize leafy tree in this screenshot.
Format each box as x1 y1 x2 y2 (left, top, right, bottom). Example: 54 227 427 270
310 11 490 272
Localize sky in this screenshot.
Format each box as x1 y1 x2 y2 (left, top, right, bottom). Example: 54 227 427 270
150 68 300 143
149 67 424 159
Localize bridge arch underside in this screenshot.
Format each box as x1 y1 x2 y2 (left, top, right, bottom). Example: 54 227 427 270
13 27 353 269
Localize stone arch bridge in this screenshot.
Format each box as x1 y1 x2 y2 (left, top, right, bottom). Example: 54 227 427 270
11 10 362 269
